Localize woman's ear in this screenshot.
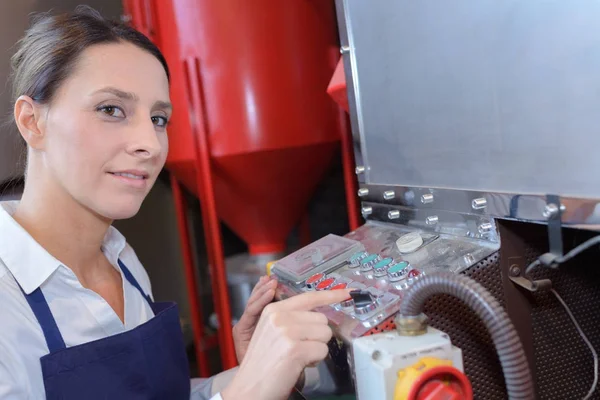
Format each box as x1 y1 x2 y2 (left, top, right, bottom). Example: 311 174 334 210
14 95 47 150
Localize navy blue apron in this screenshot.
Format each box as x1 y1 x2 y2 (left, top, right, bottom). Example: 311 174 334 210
19 260 191 400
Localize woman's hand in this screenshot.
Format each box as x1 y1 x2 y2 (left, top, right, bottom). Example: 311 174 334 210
222 289 352 400
233 276 278 362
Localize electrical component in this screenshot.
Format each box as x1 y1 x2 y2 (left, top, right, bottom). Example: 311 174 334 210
396 232 424 254
526 235 600 274
551 288 598 400
395 357 472 400
352 327 464 399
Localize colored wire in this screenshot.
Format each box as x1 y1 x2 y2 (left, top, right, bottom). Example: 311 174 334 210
525 235 600 274
551 288 598 400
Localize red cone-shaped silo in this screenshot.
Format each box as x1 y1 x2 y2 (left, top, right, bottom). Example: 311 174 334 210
123 0 346 370
145 0 342 254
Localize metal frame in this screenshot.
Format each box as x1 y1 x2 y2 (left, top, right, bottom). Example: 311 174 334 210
356 183 600 232
170 176 211 377
335 0 366 185
335 0 600 236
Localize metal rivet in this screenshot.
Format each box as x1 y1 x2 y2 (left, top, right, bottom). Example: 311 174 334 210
463 253 475 265
421 194 434 204
340 46 350 54
362 206 373 216
543 203 559 219
510 265 521 277
426 216 438 225
478 223 493 234
355 166 366 175
383 190 395 200
358 188 369 197
388 210 400 219
472 198 487 210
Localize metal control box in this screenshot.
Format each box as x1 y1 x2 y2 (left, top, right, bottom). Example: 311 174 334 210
352 328 464 399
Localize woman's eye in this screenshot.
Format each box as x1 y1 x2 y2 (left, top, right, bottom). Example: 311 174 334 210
151 116 169 128
98 105 125 118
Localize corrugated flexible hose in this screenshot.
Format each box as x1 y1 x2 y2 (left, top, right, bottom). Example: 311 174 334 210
399 272 535 400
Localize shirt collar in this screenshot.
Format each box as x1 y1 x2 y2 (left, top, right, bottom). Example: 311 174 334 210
0 201 127 294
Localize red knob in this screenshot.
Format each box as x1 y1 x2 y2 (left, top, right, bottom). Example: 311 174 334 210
409 366 473 400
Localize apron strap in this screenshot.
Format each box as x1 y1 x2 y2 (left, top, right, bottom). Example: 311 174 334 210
117 259 153 306
17 259 151 354
19 286 67 352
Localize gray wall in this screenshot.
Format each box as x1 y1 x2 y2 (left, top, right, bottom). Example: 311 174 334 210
0 0 36 183
0 0 122 183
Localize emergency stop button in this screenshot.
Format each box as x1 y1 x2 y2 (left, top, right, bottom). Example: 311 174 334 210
395 357 472 400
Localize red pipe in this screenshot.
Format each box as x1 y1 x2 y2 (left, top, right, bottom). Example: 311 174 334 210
170 175 211 377
338 110 361 231
185 57 237 369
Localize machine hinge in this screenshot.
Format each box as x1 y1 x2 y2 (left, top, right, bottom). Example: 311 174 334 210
544 194 564 258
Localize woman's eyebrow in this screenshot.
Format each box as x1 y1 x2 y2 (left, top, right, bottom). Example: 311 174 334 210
91 86 138 101
91 87 171 110
153 100 173 111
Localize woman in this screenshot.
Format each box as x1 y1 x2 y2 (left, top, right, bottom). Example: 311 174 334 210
0 6 351 400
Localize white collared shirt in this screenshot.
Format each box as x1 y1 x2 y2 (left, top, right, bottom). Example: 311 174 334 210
0 201 223 400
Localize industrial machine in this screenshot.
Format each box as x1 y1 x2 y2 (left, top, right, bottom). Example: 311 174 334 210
273 1 600 399
125 0 600 398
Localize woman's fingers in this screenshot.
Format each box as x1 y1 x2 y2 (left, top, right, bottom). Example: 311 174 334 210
246 279 277 307
244 284 276 317
275 289 353 312
249 275 269 297
272 310 328 326
286 323 333 343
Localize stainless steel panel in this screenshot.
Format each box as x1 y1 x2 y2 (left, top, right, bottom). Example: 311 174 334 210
358 183 600 231
341 0 600 199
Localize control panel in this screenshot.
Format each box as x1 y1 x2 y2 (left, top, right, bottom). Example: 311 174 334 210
272 224 433 341
272 222 493 342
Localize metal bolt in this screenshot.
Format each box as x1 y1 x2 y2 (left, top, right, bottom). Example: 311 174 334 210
361 206 373 216
543 203 559 219
510 265 521 277
357 188 369 197
472 198 487 210
355 166 366 175
421 194 434 204
388 210 400 219
383 190 395 200
478 222 493 234
463 253 475 265
426 215 439 225
340 46 350 54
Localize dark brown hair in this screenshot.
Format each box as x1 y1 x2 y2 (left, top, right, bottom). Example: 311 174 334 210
10 5 169 105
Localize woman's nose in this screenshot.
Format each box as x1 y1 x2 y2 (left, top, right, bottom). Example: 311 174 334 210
126 121 162 159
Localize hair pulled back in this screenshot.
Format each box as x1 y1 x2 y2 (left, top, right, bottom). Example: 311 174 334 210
10 5 169 106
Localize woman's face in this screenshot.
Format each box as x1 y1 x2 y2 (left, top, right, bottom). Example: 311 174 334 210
35 42 171 220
